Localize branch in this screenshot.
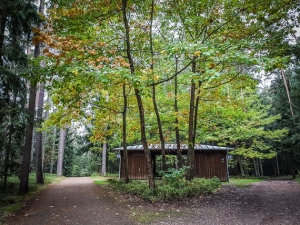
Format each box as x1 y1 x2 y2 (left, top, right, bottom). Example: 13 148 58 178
203 71 241 90
150 59 194 86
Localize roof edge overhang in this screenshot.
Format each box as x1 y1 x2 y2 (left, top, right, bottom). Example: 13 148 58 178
112 144 234 151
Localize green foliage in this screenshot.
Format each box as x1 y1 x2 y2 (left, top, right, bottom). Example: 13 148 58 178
106 177 221 202
159 167 188 188
295 176 300 184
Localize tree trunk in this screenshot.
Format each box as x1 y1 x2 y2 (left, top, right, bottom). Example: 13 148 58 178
122 83 129 183
35 82 45 184
19 83 37 194
0 3 7 66
152 85 166 171
101 142 107 176
3 95 17 189
122 0 155 189
253 158 260 177
237 155 245 176
174 58 182 168
192 81 202 145
35 0 45 184
18 0 45 194
259 158 264 177
135 89 155 189
149 0 166 172
186 60 197 181
281 69 294 117
275 155 280 176
3 123 13 189
57 128 66 176
49 127 56 174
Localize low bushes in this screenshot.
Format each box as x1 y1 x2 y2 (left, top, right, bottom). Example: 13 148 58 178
106 168 221 202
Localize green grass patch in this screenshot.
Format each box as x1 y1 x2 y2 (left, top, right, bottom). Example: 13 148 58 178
225 178 263 187
268 175 294 180
294 176 300 184
0 173 61 223
92 175 115 186
94 180 110 185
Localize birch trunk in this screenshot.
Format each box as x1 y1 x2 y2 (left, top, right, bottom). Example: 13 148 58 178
101 142 107 176
56 128 66 176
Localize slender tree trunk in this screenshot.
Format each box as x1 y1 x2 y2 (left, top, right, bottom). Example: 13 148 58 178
101 141 107 176
186 60 196 181
3 123 13 189
19 83 37 194
152 85 166 171
122 0 155 189
49 126 56 174
192 81 202 146
149 0 166 172
3 95 17 189
281 69 297 178
101 93 109 176
35 0 45 184
275 155 280 176
0 4 7 66
18 0 45 194
174 58 182 168
122 83 129 183
259 158 264 177
57 128 66 176
253 158 260 177
35 83 45 184
237 155 245 176
281 69 294 117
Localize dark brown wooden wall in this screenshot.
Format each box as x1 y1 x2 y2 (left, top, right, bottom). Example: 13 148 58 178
121 152 148 179
194 151 228 181
121 150 228 181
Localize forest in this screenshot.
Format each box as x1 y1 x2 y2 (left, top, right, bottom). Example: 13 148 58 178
1 0 300 193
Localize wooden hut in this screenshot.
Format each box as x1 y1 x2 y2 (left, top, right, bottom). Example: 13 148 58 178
113 144 234 182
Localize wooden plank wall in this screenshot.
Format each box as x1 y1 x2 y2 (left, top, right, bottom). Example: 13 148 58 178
121 150 228 181
194 151 227 181
121 152 148 179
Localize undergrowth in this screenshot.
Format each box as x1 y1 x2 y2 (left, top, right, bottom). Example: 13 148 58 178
105 168 221 202
0 173 60 223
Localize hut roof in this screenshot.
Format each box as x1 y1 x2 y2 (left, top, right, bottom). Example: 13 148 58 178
113 144 234 151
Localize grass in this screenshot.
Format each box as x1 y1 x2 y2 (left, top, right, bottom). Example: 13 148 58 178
294 176 300 184
268 175 294 180
0 173 61 223
92 175 116 185
225 178 263 187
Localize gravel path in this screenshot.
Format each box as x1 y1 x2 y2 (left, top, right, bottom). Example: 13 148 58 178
7 177 135 225
6 178 300 225
144 180 300 225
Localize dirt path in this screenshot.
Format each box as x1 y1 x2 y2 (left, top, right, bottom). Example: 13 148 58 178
7 177 135 225
6 178 300 225
143 180 300 225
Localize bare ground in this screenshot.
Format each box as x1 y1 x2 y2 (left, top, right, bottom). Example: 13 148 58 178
5 178 300 225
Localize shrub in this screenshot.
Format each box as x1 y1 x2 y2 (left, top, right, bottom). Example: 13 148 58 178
106 176 221 202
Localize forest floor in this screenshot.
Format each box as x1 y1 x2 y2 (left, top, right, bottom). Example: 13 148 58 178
4 177 300 225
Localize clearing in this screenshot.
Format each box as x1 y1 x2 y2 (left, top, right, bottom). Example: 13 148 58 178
5 177 300 225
